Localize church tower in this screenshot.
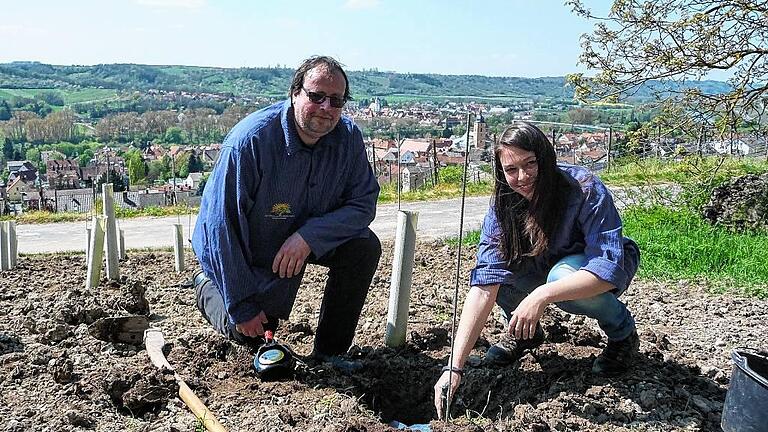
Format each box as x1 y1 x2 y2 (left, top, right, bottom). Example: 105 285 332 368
473 111 486 149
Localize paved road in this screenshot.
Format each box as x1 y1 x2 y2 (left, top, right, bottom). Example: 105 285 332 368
16 196 492 254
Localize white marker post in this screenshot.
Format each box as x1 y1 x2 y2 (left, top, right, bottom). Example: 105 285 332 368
86 227 92 262
173 224 185 272
0 222 8 271
86 216 105 288
385 210 419 347
6 221 17 269
119 229 126 260
102 184 119 280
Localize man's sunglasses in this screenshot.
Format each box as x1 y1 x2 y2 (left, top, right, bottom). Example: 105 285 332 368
302 87 347 108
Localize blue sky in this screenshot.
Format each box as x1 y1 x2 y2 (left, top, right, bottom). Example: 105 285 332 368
1 0 614 77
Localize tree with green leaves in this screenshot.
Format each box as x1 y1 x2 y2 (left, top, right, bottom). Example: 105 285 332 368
147 157 171 183
0 100 11 121
567 107 596 125
96 169 128 192
78 149 94 167
125 149 147 185
2 138 13 161
196 173 209 196
175 151 191 178
438 165 465 184
36 91 64 107
164 126 185 144
25 148 41 166
568 1 768 126
187 152 204 174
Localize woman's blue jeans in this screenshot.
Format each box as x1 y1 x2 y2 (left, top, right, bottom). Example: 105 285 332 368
495 254 636 341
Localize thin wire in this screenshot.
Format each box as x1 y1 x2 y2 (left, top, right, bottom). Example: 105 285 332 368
175 189 181 225
172 155 180 225
397 133 402 211
90 183 96 226
187 200 193 244
445 112 473 421
84 190 89 231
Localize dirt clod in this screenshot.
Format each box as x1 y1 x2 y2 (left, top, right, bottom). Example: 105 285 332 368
703 172 768 231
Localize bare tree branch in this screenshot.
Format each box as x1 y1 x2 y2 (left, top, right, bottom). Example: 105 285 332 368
568 0 768 122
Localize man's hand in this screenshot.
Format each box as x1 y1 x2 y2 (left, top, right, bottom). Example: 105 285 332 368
235 311 269 337
508 290 548 340
272 232 311 278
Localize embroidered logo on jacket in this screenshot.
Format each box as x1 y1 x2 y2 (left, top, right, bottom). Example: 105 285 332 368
267 203 294 220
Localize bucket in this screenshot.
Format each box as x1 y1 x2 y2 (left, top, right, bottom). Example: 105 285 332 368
721 348 768 432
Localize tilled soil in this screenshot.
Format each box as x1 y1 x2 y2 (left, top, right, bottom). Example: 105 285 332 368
1 241 766 431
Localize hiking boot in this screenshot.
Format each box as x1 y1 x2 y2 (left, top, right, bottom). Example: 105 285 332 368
485 324 545 366
592 330 640 377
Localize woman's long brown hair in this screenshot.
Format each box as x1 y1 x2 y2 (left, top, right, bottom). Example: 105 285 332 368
493 122 570 266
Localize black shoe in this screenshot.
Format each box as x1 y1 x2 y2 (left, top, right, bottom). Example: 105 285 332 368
312 352 364 373
592 330 639 377
192 270 208 288
485 324 545 365
180 269 204 289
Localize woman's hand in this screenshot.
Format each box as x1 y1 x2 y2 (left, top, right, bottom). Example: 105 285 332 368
433 370 462 419
431 284 498 419
508 290 548 339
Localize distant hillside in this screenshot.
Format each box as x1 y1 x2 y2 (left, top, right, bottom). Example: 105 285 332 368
0 61 730 101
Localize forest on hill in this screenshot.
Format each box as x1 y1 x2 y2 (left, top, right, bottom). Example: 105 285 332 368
0 61 730 100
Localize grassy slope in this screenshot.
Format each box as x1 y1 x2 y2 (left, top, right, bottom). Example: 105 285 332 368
623 206 768 297
0 87 118 104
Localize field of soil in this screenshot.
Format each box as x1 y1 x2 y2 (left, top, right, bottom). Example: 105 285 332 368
1 241 766 431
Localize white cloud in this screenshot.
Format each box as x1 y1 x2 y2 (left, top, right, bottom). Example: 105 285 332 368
134 0 205 9
344 0 379 10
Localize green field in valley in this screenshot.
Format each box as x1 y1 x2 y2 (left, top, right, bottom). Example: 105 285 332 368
0 87 118 104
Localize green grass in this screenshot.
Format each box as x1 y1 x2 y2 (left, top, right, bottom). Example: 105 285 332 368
59 88 119 104
0 87 118 104
623 205 768 297
601 156 768 186
0 210 84 224
3 205 198 224
378 181 492 204
0 88 44 99
444 229 481 247
115 205 198 218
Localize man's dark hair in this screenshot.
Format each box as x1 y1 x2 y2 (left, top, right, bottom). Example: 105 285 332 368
289 56 351 101
492 121 570 265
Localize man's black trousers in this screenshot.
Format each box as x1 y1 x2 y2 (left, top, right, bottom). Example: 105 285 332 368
195 232 382 356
